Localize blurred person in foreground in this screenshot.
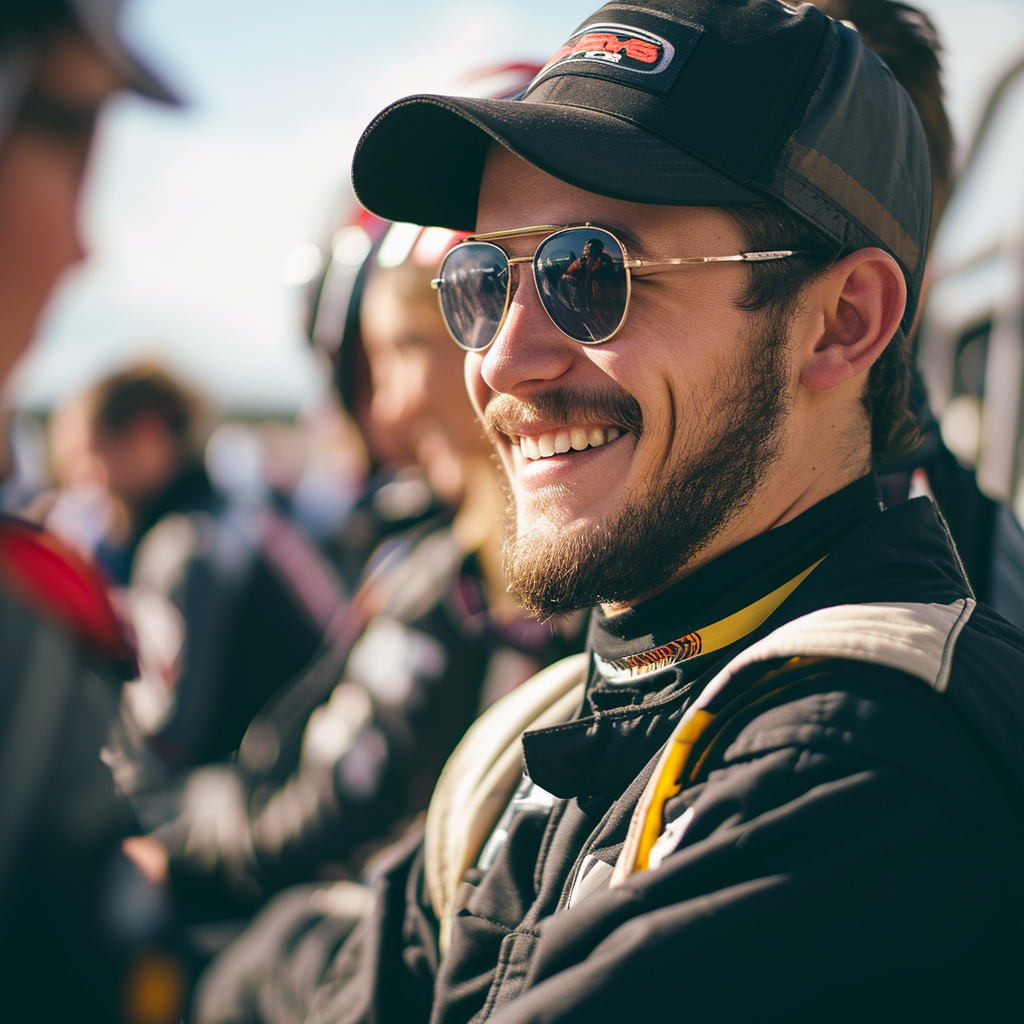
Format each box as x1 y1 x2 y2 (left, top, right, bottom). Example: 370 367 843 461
88 363 347 771
202 0 1024 1020
0 2 187 1021
168 220 582 1015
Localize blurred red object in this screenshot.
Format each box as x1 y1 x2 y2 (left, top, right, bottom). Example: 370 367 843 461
0 516 135 672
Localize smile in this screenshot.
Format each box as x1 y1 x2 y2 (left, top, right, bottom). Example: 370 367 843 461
513 425 624 461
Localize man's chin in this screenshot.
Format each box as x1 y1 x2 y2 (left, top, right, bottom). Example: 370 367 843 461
497 315 792 619
513 504 603 544
502 511 658 619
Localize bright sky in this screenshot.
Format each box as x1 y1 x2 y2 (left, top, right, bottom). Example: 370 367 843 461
7 0 1024 413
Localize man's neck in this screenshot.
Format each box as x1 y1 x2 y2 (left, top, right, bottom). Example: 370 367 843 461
601 458 874 618
587 473 884 691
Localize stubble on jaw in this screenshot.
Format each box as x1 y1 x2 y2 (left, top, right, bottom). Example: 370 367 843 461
492 315 794 619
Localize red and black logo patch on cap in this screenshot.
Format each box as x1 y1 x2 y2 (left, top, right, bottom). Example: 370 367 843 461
528 15 701 97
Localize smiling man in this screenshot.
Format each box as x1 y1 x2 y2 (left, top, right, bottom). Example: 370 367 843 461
469 186 815 618
287 1 1024 1021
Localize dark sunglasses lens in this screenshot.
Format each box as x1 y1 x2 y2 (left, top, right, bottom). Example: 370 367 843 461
534 228 627 343
437 243 509 351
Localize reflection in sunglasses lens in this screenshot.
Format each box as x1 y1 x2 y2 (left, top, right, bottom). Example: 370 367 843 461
534 228 627 343
439 243 509 350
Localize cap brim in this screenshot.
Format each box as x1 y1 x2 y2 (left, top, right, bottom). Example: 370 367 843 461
111 50 180 104
117 52 180 104
352 94 762 230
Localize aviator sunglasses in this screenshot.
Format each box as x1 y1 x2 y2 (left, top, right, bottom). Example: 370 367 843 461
431 224 802 351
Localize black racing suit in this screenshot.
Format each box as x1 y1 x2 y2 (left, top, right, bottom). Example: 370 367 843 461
284 475 1024 1024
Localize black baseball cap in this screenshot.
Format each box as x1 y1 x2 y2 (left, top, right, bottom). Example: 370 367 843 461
351 0 932 333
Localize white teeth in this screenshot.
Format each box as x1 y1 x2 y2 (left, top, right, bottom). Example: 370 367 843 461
517 426 626 461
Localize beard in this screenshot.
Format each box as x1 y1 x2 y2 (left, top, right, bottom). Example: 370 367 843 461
487 314 792 618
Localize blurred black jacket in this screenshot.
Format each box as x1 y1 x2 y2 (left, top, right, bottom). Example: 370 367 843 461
158 512 582 916
0 516 177 1023
118 462 343 769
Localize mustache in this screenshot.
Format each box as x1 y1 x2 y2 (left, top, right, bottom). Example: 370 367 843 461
484 386 643 439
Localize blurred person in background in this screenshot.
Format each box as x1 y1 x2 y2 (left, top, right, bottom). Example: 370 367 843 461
306 209 444 592
0 1 188 1021
43 390 120 563
88 363 347 771
159 214 583 1019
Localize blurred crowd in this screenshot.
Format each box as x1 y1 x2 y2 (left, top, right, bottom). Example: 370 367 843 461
3 0 1024 1022
4 368 365 763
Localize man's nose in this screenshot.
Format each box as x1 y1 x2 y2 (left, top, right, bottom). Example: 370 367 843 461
478 268 577 396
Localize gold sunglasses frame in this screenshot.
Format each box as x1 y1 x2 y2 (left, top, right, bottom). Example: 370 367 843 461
430 223 802 351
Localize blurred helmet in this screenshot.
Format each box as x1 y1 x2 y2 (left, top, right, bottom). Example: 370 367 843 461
304 62 543 420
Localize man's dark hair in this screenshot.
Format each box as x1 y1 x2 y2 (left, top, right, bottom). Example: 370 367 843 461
91 365 194 442
728 0 952 464
724 204 919 462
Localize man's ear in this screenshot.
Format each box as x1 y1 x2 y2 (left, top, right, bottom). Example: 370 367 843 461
798 248 906 392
